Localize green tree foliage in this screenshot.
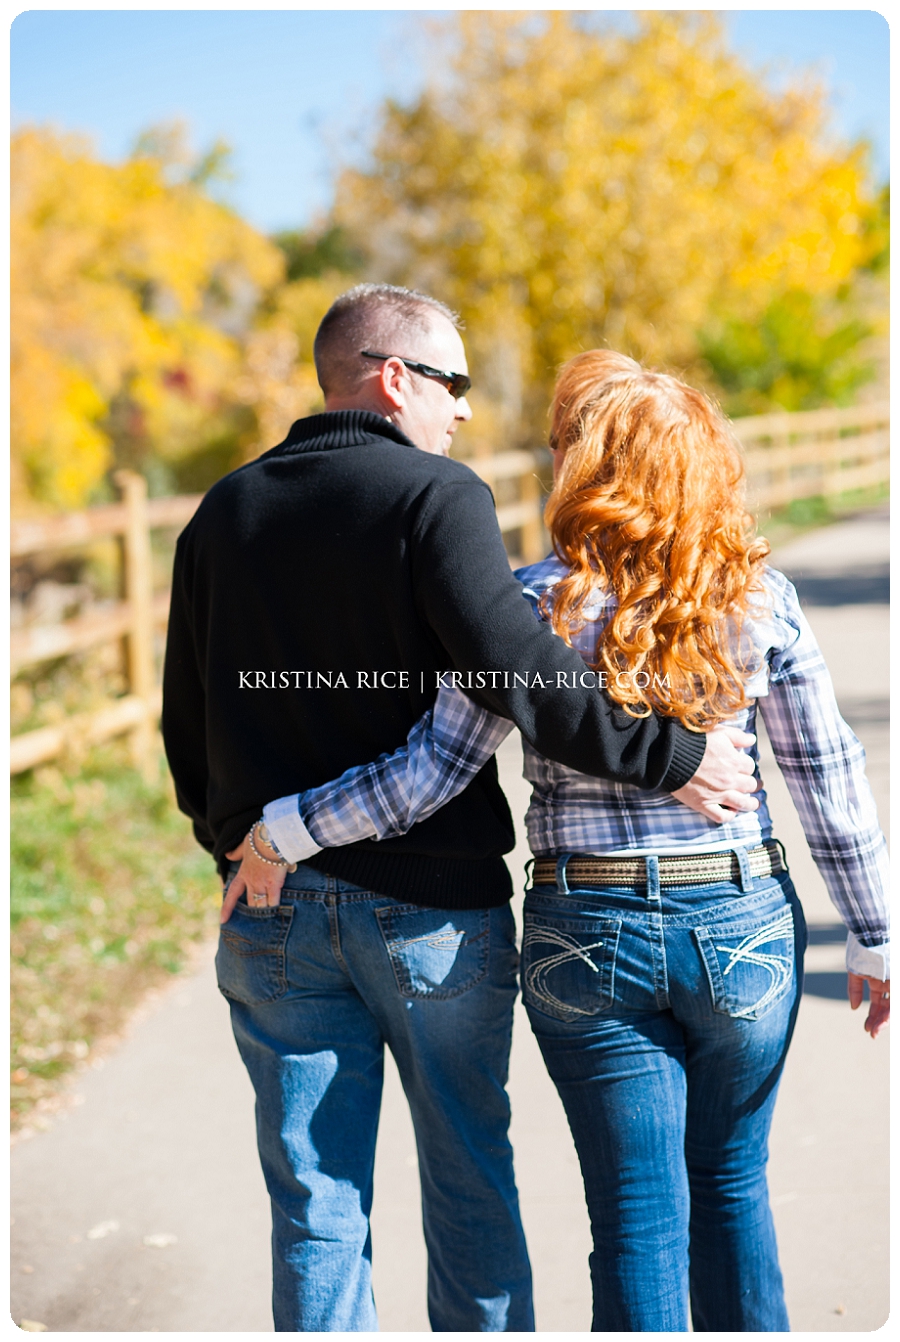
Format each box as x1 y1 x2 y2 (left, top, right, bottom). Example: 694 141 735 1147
273 224 365 282
860 184 890 276
335 11 885 435
698 291 874 415
700 186 889 413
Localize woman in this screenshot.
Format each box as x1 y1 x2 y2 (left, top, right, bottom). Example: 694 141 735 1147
230 351 889 1331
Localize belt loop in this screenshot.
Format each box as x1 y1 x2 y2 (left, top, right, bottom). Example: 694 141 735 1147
645 855 660 904
555 854 571 895
773 838 790 874
733 845 753 891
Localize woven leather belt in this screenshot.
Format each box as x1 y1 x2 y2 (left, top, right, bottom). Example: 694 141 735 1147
531 840 785 888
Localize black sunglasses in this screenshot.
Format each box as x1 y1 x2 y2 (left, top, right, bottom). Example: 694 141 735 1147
361 350 472 400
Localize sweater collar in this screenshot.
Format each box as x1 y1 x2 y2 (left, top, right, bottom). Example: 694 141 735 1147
273 409 418 455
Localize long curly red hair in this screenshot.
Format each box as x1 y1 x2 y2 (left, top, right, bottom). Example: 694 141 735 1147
544 350 770 730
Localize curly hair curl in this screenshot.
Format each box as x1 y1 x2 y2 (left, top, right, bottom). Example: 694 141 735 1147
544 350 770 730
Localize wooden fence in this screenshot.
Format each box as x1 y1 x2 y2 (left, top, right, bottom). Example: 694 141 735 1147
11 473 201 775
9 401 889 773
734 399 890 511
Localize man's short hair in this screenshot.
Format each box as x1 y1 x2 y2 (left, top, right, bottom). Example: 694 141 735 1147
314 283 461 397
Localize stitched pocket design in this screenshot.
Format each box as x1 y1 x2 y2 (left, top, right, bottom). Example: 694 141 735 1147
376 905 489 999
695 908 795 1021
522 915 621 1022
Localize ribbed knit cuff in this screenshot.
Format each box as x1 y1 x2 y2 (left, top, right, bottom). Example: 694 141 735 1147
659 726 708 792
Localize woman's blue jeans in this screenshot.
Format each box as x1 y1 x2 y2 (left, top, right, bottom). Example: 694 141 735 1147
522 854 806 1332
215 863 533 1332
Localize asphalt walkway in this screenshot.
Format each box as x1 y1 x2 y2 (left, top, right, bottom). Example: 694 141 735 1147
11 506 889 1332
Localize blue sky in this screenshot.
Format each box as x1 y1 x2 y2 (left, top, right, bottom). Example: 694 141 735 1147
10 8 890 235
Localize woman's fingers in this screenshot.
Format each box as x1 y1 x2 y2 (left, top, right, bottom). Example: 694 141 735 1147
246 889 272 909
865 980 890 1039
221 869 280 921
220 835 289 922
847 972 865 1010
220 872 246 923
259 865 287 906
848 974 890 1037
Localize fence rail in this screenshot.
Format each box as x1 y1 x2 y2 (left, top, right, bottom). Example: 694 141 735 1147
734 399 889 511
9 401 890 773
9 492 200 559
11 473 200 775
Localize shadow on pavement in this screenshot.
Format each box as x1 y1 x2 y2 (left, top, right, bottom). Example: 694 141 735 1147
783 562 889 607
802 926 850 1001
805 923 847 945
802 972 850 1001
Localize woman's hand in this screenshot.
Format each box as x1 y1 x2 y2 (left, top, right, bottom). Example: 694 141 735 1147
848 974 890 1038
221 829 289 923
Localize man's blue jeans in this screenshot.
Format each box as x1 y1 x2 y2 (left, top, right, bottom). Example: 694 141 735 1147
522 855 806 1332
215 863 533 1332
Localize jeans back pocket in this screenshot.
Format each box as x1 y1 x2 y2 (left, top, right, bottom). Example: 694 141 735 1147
522 911 621 1023
695 906 795 1021
216 901 294 1005
376 905 490 1000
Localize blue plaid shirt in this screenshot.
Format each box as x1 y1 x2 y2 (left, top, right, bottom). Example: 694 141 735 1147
265 558 889 978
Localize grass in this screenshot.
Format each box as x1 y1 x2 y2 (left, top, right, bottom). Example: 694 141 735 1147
10 743 220 1130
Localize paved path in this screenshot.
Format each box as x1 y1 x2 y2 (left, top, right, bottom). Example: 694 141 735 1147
11 507 888 1332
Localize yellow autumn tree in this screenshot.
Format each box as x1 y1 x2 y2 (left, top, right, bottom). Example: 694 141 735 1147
11 125 326 511
232 273 353 462
336 11 883 437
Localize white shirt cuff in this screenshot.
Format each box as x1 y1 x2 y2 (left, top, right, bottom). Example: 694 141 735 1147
845 932 890 982
262 795 323 863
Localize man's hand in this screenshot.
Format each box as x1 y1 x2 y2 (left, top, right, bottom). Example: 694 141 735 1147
848 974 890 1039
221 832 289 923
671 725 759 823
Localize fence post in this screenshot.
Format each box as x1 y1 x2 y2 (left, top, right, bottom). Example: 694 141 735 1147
115 470 155 776
822 424 849 500
520 467 544 563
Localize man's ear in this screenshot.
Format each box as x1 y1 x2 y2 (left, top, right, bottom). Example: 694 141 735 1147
379 357 407 412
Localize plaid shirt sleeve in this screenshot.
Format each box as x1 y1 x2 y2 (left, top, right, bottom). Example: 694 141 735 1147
263 684 512 859
758 573 889 977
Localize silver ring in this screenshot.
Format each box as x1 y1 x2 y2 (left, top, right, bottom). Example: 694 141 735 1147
252 892 267 903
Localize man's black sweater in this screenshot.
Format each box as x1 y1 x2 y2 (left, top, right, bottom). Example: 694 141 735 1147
162 411 705 908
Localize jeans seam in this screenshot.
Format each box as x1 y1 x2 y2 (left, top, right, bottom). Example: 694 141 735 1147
644 856 670 1007
326 894 349 972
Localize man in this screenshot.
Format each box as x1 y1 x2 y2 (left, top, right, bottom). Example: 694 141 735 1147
162 284 757 1332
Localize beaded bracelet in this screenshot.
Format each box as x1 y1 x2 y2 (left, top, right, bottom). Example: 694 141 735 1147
249 821 296 871
258 820 290 862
